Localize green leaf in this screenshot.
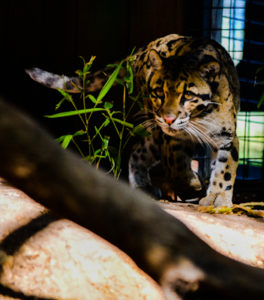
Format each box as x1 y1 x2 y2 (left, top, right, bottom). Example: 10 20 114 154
83 56 96 74
104 101 113 109
123 50 135 94
96 62 123 103
116 156 121 168
56 135 72 149
112 117 134 128
133 125 151 137
256 66 264 75
73 130 86 137
55 98 66 111
257 91 264 109
95 153 107 159
101 118 110 127
79 56 86 66
87 94 97 104
102 137 110 150
125 65 134 94
56 135 66 143
129 47 136 57
109 111 122 116
94 149 101 156
45 107 106 118
115 78 125 86
106 63 120 68
57 88 73 103
75 70 83 77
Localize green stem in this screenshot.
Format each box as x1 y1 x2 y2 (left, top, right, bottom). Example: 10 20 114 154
72 137 86 159
82 73 89 126
122 132 132 152
91 120 107 144
70 99 87 130
107 110 120 137
116 86 127 175
69 97 91 157
82 77 92 157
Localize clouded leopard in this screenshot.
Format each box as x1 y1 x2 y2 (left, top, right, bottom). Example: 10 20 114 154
26 34 240 207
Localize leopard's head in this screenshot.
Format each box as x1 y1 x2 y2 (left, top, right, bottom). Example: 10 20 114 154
145 50 220 139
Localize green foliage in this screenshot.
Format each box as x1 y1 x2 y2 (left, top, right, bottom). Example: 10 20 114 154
47 54 147 178
257 92 264 109
199 202 264 218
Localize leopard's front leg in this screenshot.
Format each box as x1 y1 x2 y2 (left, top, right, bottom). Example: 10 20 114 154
128 130 162 199
199 135 239 207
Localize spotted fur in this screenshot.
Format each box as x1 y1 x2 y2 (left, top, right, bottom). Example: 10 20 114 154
27 34 240 207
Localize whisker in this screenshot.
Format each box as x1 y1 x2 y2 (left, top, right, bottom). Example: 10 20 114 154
196 128 216 149
204 101 222 106
155 118 165 126
191 118 219 135
195 118 219 130
190 124 214 147
187 125 205 146
184 127 196 143
188 122 216 149
146 123 156 130
190 124 207 143
140 119 157 130
191 121 208 131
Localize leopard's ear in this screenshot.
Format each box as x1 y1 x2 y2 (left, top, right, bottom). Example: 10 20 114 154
199 61 220 80
148 50 163 70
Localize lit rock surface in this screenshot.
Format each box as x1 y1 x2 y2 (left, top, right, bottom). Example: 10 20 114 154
161 202 264 268
0 179 164 300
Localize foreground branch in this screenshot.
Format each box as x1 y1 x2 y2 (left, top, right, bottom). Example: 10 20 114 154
0 97 263 299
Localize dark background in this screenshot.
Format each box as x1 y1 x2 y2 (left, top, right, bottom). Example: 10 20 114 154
0 0 205 135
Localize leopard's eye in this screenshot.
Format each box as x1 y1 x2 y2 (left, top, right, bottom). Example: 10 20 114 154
155 87 164 96
184 91 195 100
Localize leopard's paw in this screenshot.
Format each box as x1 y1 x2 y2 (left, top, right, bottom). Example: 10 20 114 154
199 192 232 207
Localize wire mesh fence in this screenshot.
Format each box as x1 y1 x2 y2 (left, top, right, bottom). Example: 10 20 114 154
204 0 264 181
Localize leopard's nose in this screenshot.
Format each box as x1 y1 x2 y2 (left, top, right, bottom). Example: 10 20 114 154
164 114 176 125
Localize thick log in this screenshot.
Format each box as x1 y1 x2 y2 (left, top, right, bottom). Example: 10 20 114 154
0 180 163 299
0 97 264 299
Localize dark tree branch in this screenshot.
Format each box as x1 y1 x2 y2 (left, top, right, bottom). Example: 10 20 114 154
0 97 263 299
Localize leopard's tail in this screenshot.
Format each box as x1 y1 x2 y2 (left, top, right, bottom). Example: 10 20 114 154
26 67 109 93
